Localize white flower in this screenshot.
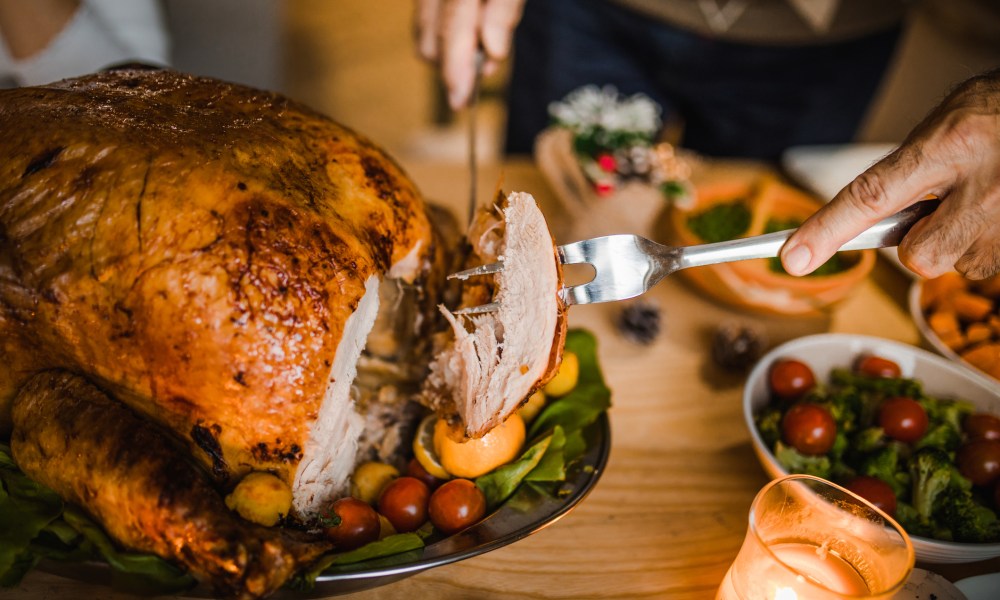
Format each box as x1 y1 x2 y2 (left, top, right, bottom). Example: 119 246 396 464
548 85 661 137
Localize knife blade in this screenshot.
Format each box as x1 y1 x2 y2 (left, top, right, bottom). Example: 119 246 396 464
467 49 485 226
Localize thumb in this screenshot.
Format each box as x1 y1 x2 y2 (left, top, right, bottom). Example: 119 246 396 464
781 148 946 276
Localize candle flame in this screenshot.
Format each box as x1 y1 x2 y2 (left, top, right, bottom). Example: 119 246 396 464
774 587 798 600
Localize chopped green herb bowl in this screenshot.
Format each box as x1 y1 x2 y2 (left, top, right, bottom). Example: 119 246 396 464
744 333 1000 564
664 172 875 316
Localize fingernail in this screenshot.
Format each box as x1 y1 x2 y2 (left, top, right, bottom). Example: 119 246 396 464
449 84 469 110
783 245 812 276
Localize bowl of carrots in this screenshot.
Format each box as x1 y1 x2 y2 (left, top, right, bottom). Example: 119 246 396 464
910 272 1000 382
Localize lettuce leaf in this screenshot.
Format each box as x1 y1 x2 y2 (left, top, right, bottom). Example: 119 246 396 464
0 443 64 587
528 330 611 439
476 433 553 508
62 507 196 595
1 443 193 594
477 328 611 507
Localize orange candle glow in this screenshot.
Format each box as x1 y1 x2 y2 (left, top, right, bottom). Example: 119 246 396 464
717 475 914 600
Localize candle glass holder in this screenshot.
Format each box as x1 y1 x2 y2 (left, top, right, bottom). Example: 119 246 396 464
718 474 914 600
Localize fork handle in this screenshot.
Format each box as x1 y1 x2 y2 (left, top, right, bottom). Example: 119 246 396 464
677 199 940 270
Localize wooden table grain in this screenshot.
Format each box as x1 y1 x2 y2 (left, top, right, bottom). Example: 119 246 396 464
5 159 999 600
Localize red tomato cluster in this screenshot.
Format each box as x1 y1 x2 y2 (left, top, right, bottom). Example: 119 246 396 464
769 353 1000 513
959 415 1000 491
845 475 897 517
878 397 928 443
321 459 488 549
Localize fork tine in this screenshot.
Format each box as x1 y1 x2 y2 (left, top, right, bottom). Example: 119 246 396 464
448 261 504 280
453 301 501 315
557 240 592 265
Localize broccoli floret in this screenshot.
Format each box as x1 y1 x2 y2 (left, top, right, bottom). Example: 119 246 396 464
914 422 962 452
818 395 859 433
910 448 959 520
936 488 1000 543
851 427 886 454
860 444 909 499
922 397 975 432
894 501 940 539
755 408 782 448
830 369 923 399
774 441 831 479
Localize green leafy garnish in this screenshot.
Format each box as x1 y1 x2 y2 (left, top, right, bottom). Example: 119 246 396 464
288 533 425 591
685 200 752 244
478 328 611 508
0 444 194 593
476 433 554 508
1 443 65 587
62 507 195 594
528 330 612 439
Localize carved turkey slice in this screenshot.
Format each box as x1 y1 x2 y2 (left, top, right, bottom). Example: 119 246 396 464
422 192 568 438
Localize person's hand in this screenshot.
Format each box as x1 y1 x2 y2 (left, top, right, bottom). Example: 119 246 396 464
414 0 525 110
781 69 1000 280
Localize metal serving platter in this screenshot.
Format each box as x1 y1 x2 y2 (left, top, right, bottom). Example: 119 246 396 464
38 414 611 598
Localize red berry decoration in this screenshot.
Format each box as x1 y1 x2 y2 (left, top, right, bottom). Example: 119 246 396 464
597 153 617 173
595 181 615 196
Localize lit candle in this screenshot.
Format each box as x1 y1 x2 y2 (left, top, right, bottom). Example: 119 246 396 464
717 475 913 600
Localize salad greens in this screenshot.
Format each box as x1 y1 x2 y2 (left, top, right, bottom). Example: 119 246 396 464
478 329 611 508
755 367 1000 543
0 328 612 593
0 444 196 593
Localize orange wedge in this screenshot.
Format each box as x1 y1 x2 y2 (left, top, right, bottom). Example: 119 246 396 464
434 413 526 479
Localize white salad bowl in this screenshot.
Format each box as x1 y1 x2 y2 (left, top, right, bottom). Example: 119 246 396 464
743 333 1000 563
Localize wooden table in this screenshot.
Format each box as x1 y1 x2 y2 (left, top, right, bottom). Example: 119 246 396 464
6 159 999 599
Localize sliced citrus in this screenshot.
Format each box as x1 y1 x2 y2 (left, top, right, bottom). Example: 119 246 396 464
434 413 526 479
413 415 451 480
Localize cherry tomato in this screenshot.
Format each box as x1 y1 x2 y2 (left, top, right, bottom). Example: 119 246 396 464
855 355 902 379
964 413 1000 442
878 397 929 443
406 457 443 490
428 479 487 535
769 359 816 401
844 475 897 517
957 440 1000 487
321 497 380 550
781 403 837 455
377 476 429 532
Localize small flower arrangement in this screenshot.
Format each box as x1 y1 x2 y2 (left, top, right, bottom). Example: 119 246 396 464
548 85 693 205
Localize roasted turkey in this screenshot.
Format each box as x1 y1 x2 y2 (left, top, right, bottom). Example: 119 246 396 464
0 68 566 598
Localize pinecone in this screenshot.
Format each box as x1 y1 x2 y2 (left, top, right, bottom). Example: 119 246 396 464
712 322 766 370
616 301 662 345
